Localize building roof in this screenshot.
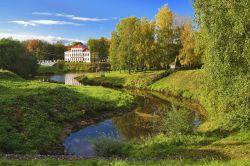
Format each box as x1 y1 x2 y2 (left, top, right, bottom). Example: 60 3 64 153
69 44 90 51
72 44 88 49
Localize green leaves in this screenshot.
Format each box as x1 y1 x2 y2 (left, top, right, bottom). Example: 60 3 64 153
194 0 250 130
109 4 183 71
0 39 38 78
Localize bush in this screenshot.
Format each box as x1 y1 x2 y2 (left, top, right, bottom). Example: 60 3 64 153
160 106 195 136
54 60 65 69
92 137 129 157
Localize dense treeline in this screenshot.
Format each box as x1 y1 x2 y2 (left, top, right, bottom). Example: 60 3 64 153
0 39 38 78
194 0 250 130
88 37 110 63
26 40 67 60
109 5 200 72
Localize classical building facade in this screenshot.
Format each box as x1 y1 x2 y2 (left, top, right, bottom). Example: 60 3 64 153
64 44 91 63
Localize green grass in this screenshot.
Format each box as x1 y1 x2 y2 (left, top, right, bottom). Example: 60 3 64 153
78 70 169 89
90 131 250 161
149 70 203 98
76 69 250 161
1 69 249 164
0 70 134 154
0 158 249 166
37 65 65 75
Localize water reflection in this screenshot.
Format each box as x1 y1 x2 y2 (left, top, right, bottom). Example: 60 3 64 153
35 73 200 156
64 119 121 156
34 73 82 85
63 91 199 156
112 92 171 140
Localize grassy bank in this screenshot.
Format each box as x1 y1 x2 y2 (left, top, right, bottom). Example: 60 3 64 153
37 65 65 75
0 158 250 166
149 70 203 99
37 62 110 75
78 70 169 88
77 70 250 160
0 70 134 154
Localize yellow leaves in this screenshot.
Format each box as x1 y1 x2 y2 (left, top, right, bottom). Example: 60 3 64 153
156 4 173 30
179 22 198 66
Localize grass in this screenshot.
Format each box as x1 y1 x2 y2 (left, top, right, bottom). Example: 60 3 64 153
89 131 250 161
76 69 250 162
78 70 202 98
0 159 250 166
78 70 169 89
1 69 249 165
37 65 65 75
149 70 203 98
0 69 134 154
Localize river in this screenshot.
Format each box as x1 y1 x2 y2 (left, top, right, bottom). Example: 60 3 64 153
34 73 201 157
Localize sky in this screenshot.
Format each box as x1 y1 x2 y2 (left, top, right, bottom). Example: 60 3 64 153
0 0 194 44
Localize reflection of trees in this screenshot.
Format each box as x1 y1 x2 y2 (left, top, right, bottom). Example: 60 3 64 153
112 91 199 140
112 94 173 140
113 112 159 140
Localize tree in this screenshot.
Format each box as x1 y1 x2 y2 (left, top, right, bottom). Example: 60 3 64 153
109 31 122 70
155 4 177 68
179 22 200 66
53 41 67 60
27 40 44 60
88 37 110 63
195 0 250 130
26 40 66 60
117 17 140 73
135 18 156 70
0 38 38 77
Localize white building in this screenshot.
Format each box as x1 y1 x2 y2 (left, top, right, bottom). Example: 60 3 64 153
64 44 91 63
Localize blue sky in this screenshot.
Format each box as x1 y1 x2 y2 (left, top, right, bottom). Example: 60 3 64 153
0 0 194 43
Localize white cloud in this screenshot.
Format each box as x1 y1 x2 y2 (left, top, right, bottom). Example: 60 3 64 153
33 12 117 22
0 33 85 44
10 19 81 26
72 16 110 22
11 21 37 27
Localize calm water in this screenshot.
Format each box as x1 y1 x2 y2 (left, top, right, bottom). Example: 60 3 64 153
35 73 200 156
34 73 82 85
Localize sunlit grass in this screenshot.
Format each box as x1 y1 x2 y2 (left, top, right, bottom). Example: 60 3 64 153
78 70 167 88
0 70 134 154
149 70 204 98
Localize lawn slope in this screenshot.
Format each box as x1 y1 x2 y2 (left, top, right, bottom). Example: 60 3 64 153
0 70 134 154
78 70 168 89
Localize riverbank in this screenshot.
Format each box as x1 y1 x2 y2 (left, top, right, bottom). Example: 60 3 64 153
77 70 170 88
78 70 206 121
0 70 135 154
75 69 250 162
37 65 66 75
0 154 250 166
1 69 249 164
37 62 111 75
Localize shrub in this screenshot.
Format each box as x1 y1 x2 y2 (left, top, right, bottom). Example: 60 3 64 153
92 137 129 157
160 106 195 136
55 60 65 69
